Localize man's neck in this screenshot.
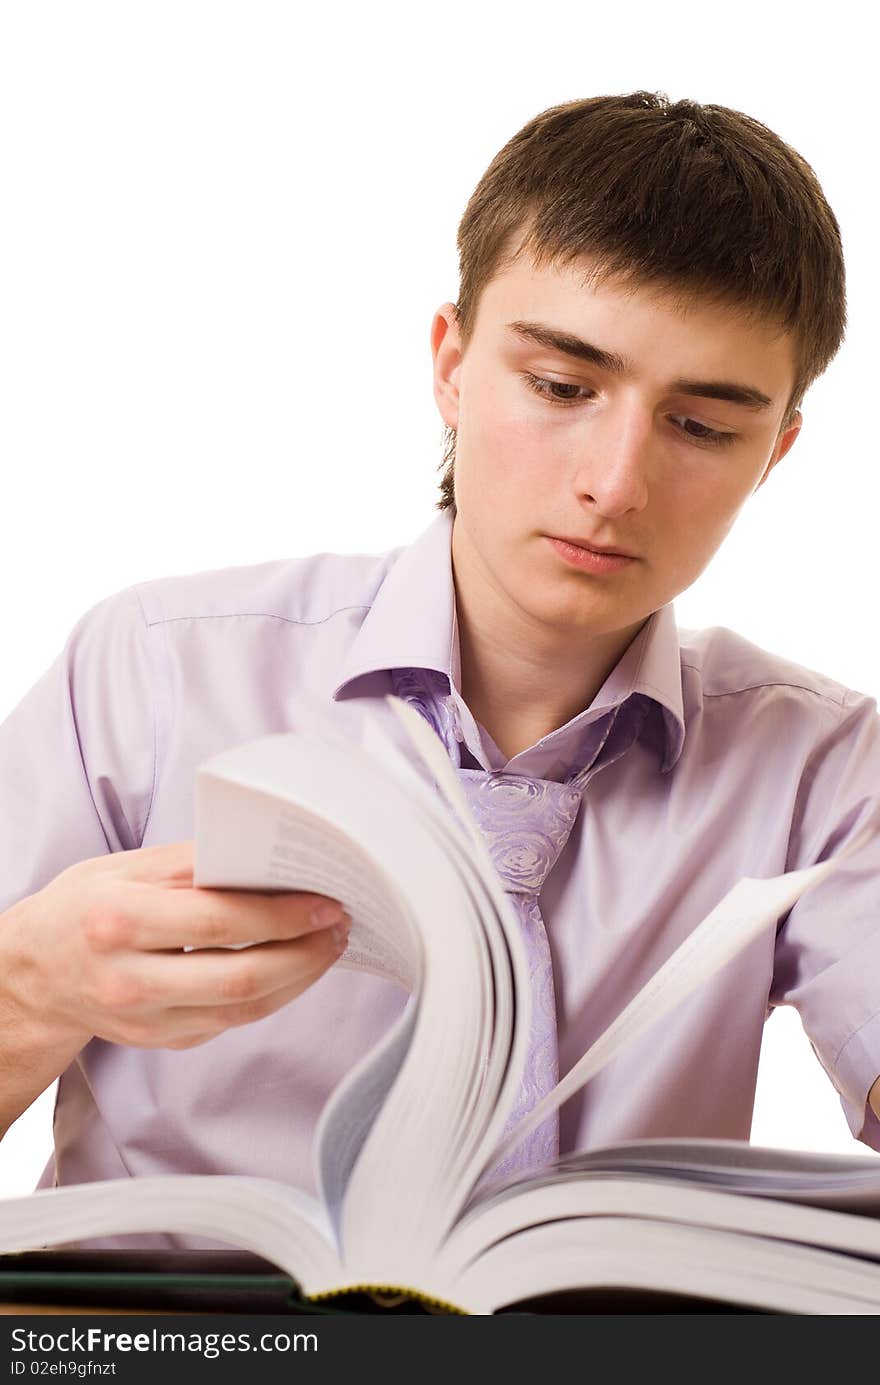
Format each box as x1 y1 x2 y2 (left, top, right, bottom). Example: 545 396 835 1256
452 562 648 761
456 616 645 760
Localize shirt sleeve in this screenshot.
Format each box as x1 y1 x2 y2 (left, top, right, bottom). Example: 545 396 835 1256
770 687 880 1152
0 587 158 914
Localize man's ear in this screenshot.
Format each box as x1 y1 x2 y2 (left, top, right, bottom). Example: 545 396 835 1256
431 303 463 432
755 410 803 492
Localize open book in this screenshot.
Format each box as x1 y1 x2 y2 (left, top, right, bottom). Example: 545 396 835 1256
2 695 880 1315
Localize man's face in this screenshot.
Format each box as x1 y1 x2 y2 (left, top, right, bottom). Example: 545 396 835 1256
432 251 802 642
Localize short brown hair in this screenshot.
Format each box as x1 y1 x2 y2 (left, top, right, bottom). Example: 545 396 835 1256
435 91 846 512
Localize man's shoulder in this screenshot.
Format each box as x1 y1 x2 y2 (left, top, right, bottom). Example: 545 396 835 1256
123 540 408 629
677 623 871 717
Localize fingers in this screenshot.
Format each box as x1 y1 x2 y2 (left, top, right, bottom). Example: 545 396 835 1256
89 923 351 1014
92 933 350 1049
52 840 355 1051
86 881 349 953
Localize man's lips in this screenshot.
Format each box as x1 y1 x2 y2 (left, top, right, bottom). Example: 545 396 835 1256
548 534 639 559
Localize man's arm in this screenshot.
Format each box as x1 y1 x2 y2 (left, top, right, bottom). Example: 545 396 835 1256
769 684 880 1154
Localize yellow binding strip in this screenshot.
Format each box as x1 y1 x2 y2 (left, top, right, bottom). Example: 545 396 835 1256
307 1282 469 1315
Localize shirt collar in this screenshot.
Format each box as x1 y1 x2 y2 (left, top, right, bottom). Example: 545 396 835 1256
333 508 686 774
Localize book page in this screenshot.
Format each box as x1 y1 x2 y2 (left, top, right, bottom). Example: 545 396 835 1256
315 995 419 1247
436 1171 880 1300
450 1212 880 1315
194 773 421 991
0 1176 342 1291
549 1136 880 1178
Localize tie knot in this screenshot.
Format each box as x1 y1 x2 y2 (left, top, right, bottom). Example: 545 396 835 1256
456 768 584 896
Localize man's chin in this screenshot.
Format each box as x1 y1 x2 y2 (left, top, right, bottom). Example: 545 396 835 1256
517 591 643 638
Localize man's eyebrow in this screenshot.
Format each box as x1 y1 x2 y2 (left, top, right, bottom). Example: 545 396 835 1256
505 319 775 411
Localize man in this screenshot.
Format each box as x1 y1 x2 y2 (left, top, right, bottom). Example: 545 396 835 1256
1 92 878 1247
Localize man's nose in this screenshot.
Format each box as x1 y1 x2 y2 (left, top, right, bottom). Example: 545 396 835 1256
571 405 652 516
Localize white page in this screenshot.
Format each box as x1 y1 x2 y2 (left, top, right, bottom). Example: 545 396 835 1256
0 1176 342 1290
452 1216 880 1316
194 768 420 990
315 995 419 1250
437 1172 880 1289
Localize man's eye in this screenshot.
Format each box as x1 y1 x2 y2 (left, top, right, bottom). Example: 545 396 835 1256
521 372 593 405
521 372 739 448
669 415 738 447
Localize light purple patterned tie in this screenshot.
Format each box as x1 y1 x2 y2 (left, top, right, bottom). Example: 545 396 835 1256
390 668 599 1184
455 767 586 1182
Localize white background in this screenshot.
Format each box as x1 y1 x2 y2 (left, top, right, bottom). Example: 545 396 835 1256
0 1 877 1197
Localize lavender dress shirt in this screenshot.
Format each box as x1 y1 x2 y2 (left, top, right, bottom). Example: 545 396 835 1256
2 508 880 1249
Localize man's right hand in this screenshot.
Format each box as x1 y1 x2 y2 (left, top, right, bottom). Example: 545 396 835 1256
1 840 352 1054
